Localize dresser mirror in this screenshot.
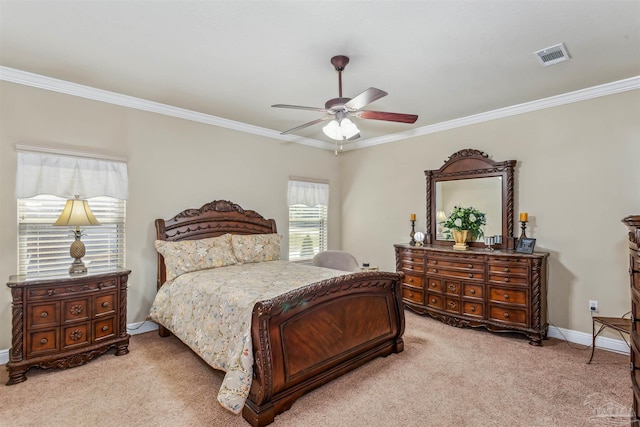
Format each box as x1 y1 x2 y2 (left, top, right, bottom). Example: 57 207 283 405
425 149 516 248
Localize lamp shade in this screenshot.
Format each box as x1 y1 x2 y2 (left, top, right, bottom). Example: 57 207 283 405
53 198 101 227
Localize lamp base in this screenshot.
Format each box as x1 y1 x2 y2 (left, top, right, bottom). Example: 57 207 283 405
69 259 87 275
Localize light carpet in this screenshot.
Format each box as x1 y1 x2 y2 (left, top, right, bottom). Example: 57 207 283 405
0 312 632 426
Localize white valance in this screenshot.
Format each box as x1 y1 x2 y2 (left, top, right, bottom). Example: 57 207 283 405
16 151 129 200
288 180 329 206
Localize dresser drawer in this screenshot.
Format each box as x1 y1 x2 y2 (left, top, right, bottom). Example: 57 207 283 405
489 287 527 306
402 286 424 304
62 298 90 323
488 305 527 326
463 301 484 318
429 266 484 281
488 256 530 266
463 283 483 299
488 274 529 286
444 297 461 314
426 277 442 292
403 274 423 287
488 263 528 276
94 317 116 341
427 257 484 271
426 293 443 309
400 249 424 263
28 329 59 356
28 302 60 328
94 293 116 316
63 323 90 349
444 280 461 296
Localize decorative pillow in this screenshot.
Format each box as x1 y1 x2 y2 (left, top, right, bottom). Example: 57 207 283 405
155 234 237 282
231 233 282 264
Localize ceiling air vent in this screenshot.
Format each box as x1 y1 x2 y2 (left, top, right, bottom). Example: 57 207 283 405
534 43 570 66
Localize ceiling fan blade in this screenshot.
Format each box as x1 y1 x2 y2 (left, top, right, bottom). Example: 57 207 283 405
272 104 328 113
280 117 331 135
356 110 418 124
345 87 388 110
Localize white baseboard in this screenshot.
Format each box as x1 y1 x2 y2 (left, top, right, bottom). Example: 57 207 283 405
547 324 630 354
0 321 159 365
0 322 627 365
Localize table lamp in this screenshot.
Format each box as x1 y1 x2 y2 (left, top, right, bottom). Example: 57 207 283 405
53 196 101 274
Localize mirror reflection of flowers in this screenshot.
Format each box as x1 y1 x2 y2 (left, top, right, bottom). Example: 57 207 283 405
441 206 487 241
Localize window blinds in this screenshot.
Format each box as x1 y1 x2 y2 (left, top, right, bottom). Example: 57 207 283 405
288 179 329 261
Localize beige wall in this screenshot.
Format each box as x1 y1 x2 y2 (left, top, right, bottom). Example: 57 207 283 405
0 82 342 349
1 80 638 351
340 89 640 334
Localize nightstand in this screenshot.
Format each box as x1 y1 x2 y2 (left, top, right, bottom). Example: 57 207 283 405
5 269 131 385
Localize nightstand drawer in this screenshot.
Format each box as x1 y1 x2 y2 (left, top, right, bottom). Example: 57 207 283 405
94 293 116 316
28 329 59 356
29 303 60 328
63 323 90 348
94 317 115 341
403 274 423 287
62 298 90 323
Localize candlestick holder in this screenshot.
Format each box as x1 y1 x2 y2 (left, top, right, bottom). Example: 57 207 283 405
409 220 416 245
519 221 528 239
484 236 495 251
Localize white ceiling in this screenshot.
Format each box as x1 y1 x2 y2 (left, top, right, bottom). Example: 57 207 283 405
1 1 639 150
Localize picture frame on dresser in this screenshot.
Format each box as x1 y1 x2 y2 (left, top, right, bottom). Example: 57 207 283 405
515 238 536 254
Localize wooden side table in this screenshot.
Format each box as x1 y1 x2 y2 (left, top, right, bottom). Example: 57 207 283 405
587 314 631 364
6 269 131 385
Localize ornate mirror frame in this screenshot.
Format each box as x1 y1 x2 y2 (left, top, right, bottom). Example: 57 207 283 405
425 149 516 249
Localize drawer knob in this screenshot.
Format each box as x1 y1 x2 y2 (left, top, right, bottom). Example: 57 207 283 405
505 267 510 272
431 298 436 304
468 274 473 278
433 268 437 273
504 277 510 283
470 289 476 294
504 293 510 299
504 312 510 318
70 329 83 341
468 264 473 269
408 278 413 283
40 312 48 318
70 305 84 315
431 282 437 288
407 292 413 297
433 260 438 265
448 301 456 309
102 326 109 332
40 338 48 345
47 289 54 296
448 284 455 291
470 306 476 312
102 301 109 308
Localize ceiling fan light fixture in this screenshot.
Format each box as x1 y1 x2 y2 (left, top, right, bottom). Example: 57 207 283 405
322 119 342 140
322 118 360 140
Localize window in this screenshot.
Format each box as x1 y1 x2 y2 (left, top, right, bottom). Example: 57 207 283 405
18 195 126 276
288 179 329 261
15 147 129 276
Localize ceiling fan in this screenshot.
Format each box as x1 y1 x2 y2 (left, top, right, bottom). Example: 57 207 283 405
272 55 418 142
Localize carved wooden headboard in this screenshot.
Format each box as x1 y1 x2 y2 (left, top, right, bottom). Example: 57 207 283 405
154 200 277 289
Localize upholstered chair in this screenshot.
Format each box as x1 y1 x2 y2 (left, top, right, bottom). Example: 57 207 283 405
312 250 360 272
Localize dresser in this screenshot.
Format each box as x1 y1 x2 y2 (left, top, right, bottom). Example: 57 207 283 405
6 269 131 385
623 216 640 424
395 244 548 345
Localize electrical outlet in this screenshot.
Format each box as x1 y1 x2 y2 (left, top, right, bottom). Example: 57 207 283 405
589 300 599 313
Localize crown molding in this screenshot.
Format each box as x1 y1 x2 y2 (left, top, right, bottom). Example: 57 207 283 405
344 75 640 151
1 66 637 152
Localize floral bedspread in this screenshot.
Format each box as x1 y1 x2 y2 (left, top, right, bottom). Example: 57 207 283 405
148 260 348 414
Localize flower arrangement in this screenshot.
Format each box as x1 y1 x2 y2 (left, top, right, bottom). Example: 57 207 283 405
441 206 487 241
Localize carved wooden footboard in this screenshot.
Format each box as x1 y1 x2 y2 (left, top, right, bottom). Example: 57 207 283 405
154 200 405 426
243 271 405 426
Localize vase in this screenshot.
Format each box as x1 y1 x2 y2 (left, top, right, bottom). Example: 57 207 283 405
452 229 470 251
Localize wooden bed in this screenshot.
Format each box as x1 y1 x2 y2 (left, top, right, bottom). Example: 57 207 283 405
154 200 405 426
